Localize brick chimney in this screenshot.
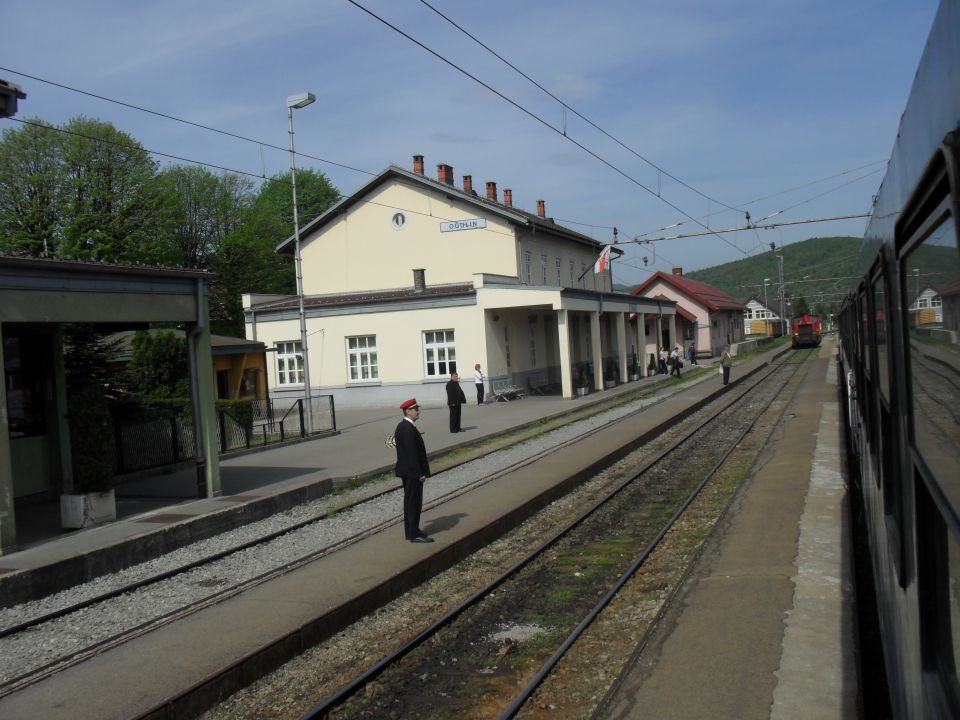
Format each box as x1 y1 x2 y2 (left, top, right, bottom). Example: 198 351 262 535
486 181 498 202
413 268 426 292
463 175 474 194
503 189 513 207
672 267 683 276
437 163 454 185
413 155 424 175
536 199 545 218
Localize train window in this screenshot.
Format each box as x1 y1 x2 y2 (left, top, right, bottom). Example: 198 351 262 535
871 272 890 401
903 215 960 512
917 479 960 714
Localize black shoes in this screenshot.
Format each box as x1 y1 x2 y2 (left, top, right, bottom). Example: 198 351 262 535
410 536 434 543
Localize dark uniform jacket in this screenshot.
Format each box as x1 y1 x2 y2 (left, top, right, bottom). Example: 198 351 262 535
394 418 430 479
446 380 466 406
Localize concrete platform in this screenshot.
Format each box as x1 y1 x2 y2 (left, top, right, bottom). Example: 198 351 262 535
1 362 713 604
598 341 857 719
0 343 851 720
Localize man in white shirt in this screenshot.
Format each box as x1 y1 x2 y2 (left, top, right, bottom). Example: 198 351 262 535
474 363 485 405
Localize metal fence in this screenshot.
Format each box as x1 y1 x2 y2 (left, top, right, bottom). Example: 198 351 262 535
112 395 336 476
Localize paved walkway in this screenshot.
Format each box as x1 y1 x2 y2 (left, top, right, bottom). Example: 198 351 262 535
4 361 727 573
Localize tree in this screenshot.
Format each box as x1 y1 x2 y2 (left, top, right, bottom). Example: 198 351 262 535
211 169 340 335
128 330 190 400
792 296 810 316
0 119 62 256
157 165 254 270
57 116 170 264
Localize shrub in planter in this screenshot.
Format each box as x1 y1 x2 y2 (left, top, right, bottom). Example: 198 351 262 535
576 363 589 388
68 381 115 493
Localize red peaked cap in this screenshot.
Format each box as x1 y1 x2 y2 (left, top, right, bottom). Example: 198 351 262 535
400 398 419 410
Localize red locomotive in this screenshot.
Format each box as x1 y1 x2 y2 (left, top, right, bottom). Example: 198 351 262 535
791 313 822 348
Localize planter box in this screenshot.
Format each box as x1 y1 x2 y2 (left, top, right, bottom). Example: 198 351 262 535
575 386 590 397
629 374 640 382
61 489 117 529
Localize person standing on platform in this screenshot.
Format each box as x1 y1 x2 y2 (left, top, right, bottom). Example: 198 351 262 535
658 347 668 374
394 398 433 543
446 372 467 432
474 363 485 406
720 345 732 385
670 346 682 377
688 343 698 365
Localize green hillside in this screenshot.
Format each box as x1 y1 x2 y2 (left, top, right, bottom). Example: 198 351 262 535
683 236 862 313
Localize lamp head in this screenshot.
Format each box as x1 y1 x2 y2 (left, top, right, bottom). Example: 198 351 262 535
287 92 316 109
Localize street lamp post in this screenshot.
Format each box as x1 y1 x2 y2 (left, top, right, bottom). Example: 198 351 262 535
288 91 315 434
763 278 770 334
777 253 786 335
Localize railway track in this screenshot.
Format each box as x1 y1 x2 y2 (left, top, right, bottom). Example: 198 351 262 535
0 364 740 699
297 356 809 719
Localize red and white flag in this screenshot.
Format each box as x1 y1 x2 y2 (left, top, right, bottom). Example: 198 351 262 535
593 245 612 274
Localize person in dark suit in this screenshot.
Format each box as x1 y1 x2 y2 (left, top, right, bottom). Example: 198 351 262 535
446 372 467 433
394 398 432 543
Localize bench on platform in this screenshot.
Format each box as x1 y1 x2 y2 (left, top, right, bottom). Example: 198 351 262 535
527 372 558 395
491 378 526 402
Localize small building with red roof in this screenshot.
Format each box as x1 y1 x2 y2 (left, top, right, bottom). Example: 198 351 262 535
631 268 745 356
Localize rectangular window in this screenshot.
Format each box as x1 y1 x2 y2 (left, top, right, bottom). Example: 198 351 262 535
523 251 532 284
423 330 456 377
275 341 303 386
541 254 548 285
346 335 378 382
905 215 959 510
556 257 562 286
580 263 586 288
529 324 537 366
569 260 575 287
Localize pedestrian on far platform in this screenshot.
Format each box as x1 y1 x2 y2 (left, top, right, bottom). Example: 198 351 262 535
670 346 682 377
658 347 668 374
474 363 485 406
446 372 467 433
688 343 698 365
720 345 732 385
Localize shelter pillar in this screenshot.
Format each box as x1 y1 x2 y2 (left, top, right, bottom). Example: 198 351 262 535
557 310 573 398
616 312 628 383
187 284 221 498
590 311 603 391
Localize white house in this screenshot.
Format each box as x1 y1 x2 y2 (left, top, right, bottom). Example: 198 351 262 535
909 286 943 324
631 269 744 356
243 156 677 408
742 296 781 336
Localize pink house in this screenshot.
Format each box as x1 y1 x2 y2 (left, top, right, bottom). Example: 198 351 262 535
631 269 745 357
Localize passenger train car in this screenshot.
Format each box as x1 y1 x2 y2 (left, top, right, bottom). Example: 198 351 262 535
837 0 960 716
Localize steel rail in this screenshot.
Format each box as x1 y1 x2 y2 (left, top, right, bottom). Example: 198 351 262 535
299 358 799 719
0 370 720 696
499 360 805 718
0 376 680 640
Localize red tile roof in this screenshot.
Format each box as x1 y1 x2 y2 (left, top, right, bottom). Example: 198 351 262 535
631 271 745 312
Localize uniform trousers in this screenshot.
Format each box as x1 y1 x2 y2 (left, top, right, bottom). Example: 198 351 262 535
449 404 462 432
401 476 423 539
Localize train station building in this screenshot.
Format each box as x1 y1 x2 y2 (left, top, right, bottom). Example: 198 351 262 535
243 156 679 409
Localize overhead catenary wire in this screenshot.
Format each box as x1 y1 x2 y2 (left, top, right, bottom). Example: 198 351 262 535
417 0 742 214
0 65 375 178
345 0 752 259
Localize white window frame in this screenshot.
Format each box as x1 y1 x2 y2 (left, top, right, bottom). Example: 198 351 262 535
346 335 379 382
275 340 303 386
423 329 456 377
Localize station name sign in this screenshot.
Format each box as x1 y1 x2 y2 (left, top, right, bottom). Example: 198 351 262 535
440 218 487 233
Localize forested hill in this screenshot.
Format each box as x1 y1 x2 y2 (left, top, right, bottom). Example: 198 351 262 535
682 236 862 312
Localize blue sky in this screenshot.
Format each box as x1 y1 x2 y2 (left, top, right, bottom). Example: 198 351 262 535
2 0 940 286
